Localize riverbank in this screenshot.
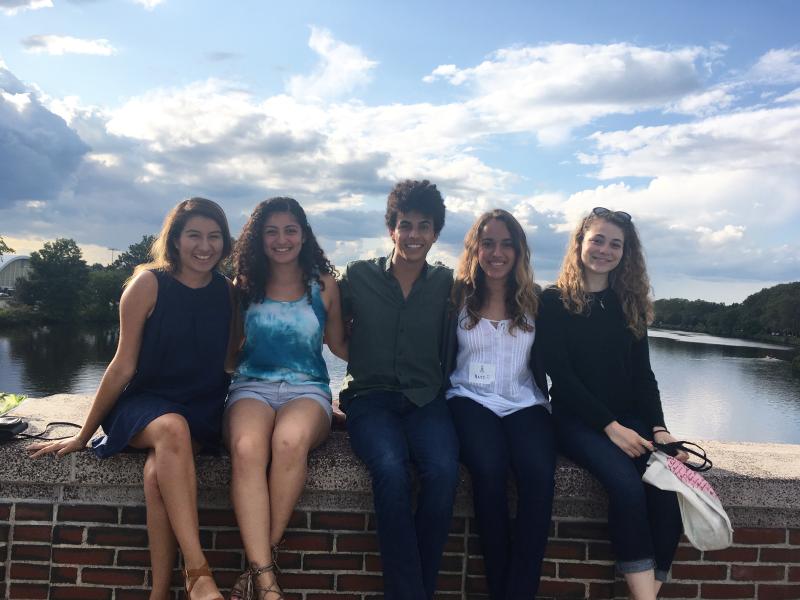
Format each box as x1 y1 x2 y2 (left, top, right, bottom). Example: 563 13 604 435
3 394 800 599
651 322 800 349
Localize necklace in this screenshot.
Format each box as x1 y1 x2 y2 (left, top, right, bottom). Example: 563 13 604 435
589 289 609 310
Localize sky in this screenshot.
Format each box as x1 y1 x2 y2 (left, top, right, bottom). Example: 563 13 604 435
1 0 798 302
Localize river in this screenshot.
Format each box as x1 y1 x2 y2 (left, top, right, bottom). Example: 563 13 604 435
1 325 798 444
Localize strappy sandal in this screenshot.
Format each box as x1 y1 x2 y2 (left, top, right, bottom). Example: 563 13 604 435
271 539 285 573
229 562 284 600
184 562 223 600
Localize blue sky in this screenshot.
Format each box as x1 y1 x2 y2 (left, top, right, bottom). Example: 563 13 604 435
1 0 799 301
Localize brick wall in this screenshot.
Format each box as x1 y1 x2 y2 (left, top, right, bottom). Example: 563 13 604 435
2 499 800 599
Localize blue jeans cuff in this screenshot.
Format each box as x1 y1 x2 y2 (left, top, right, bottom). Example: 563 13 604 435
655 568 669 582
616 557 656 575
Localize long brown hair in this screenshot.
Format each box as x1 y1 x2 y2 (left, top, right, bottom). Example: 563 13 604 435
452 209 538 333
129 197 232 284
555 211 653 338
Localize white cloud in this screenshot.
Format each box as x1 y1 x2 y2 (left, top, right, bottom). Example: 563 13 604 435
748 48 800 85
696 224 746 245
0 0 52 16
133 0 164 9
21 35 116 56
287 26 377 101
775 87 800 103
667 85 736 116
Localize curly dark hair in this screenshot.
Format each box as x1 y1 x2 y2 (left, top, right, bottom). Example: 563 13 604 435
385 179 446 234
232 197 337 308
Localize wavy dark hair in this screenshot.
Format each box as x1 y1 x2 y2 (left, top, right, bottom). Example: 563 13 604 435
232 197 336 308
555 211 653 338
129 197 232 285
385 179 446 234
452 209 538 334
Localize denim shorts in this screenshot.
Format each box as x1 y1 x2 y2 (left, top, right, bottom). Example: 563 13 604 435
226 379 333 422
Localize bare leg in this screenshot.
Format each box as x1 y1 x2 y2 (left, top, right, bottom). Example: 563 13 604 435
130 413 220 600
654 580 663 596
225 399 279 589
625 570 657 600
143 450 177 600
268 397 330 545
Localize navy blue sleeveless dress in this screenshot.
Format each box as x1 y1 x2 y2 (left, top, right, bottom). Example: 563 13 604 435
92 269 231 457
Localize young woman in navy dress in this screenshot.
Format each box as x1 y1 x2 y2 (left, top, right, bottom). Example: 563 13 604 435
539 208 687 600
29 198 235 600
446 209 556 599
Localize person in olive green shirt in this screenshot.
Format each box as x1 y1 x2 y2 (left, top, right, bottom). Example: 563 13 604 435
339 180 459 600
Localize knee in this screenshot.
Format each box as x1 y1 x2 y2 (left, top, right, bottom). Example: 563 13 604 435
150 414 192 453
272 429 312 462
229 434 268 470
419 456 460 491
369 454 411 491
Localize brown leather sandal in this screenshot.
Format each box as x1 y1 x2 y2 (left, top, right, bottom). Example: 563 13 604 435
184 562 223 600
229 562 284 600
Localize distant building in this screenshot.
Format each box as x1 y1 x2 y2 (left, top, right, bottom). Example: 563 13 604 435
0 255 31 292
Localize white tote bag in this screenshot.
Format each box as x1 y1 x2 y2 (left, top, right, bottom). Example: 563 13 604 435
642 450 733 551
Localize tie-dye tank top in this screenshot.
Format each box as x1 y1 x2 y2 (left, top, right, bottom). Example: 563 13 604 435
233 279 330 394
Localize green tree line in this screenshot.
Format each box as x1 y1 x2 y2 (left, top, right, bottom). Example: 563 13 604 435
653 282 800 340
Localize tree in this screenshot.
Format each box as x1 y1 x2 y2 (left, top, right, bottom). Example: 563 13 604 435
111 235 155 274
82 269 128 321
16 238 89 321
0 236 13 257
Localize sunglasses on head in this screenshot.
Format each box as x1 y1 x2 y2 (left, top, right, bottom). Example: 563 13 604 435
592 207 632 222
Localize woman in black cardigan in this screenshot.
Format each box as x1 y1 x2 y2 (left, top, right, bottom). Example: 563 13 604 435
539 207 687 600
446 209 555 600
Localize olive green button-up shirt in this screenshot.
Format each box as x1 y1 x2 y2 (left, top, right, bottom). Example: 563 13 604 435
338 255 454 412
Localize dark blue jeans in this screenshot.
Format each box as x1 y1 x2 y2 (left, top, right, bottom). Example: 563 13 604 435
450 397 556 600
553 410 682 581
346 391 460 600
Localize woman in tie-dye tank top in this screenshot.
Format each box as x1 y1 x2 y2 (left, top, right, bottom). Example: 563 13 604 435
225 197 347 600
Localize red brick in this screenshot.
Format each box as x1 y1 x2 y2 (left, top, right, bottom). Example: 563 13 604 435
704 547 758 562
288 510 308 528
762 548 800 563
198 508 238 527
701 583 757 598
52 547 115 565
791 567 800 582
12 524 51 543
14 503 52 522
537 579 587 597
733 528 786 545
336 533 378 552
337 574 384 592
558 562 615 580
87 526 148 547
757 585 800 600
544 540 586 560
436 573 462 591
52 525 84 545
443 534 464 553
660 582 700 598
120 506 147 525
310 512 366 531
116 549 151 567
115 591 152 600
214 530 243 549
364 553 383 572
675 545 703 561
279 572 334 590
439 554 463 573
49 587 113 600
8 582 48 599
284 531 333 552
541 560 556 578
275 550 302 570
790 530 800 545
557 521 609 540
587 581 615 598
303 553 363 570
82 567 146 585
10 543 50 561
0 503 11 520
732 564 785 581
449 517 466 534
466 574 488 594
10 562 50 580
51 566 78 584
672 563 728 580
205 550 244 570
57 504 118 523
306 595 361 600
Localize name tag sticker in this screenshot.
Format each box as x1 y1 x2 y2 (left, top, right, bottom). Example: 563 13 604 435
469 362 495 385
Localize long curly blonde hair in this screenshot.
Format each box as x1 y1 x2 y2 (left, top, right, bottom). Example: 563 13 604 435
555 211 653 338
452 209 538 333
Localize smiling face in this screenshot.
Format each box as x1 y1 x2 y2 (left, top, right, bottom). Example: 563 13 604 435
262 211 304 266
175 215 224 275
580 218 625 280
389 210 438 266
478 218 516 282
